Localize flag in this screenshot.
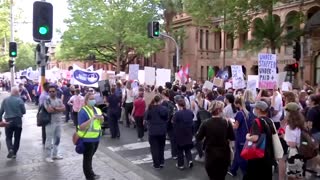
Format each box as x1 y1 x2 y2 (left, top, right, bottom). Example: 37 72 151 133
208 66 214 80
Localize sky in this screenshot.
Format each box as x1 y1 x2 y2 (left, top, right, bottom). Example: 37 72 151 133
14 0 69 43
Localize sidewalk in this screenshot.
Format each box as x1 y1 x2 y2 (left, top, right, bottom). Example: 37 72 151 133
0 102 159 180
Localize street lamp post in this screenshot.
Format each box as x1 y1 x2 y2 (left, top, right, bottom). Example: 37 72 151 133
160 32 180 71
10 0 15 86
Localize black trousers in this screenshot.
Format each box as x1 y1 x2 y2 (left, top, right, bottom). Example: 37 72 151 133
83 142 99 179
134 116 144 138
124 102 133 126
64 103 71 122
149 135 166 167
72 111 78 127
167 129 178 157
109 112 120 138
5 126 22 154
42 124 46 145
177 145 192 167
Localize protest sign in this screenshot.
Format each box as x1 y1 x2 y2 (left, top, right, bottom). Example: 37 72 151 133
138 70 145 84
225 82 232 90
231 65 245 89
129 64 139 80
106 71 116 85
277 72 287 88
156 68 171 87
213 78 224 87
258 53 277 89
203 81 214 90
247 80 257 98
145 67 156 86
282 82 292 92
248 75 259 88
71 64 102 87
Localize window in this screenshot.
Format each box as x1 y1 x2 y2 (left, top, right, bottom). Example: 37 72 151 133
201 66 204 80
200 29 203 49
316 56 320 84
205 30 209 50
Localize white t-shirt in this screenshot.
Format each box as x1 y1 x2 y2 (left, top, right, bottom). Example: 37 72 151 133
192 99 209 121
272 93 283 122
223 104 237 119
123 88 134 103
284 125 301 145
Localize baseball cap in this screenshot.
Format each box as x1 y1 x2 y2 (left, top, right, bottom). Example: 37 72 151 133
251 101 269 111
285 102 300 112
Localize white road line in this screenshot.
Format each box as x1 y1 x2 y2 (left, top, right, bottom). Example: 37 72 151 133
107 141 170 152
128 149 197 165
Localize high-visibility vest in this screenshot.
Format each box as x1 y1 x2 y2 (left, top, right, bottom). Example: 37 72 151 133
77 106 102 139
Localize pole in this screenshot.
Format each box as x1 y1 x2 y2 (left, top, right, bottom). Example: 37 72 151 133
10 0 15 86
300 36 304 83
40 41 46 90
160 33 180 71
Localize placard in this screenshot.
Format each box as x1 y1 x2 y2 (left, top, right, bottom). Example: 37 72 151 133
129 64 139 80
225 82 232 90
138 70 145 84
156 68 171 87
282 82 292 92
145 67 156 86
277 72 287 88
213 78 224 87
203 81 214 90
248 75 259 88
231 65 245 89
247 80 257 98
106 71 116 85
258 53 277 89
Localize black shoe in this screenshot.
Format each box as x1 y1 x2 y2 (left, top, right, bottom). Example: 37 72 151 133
152 165 161 169
160 164 164 168
7 150 14 159
188 161 193 168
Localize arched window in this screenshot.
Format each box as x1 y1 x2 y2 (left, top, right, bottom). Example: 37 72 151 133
315 55 320 84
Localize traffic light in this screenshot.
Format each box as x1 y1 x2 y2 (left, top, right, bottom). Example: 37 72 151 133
35 44 49 65
293 41 301 61
33 1 53 42
293 62 299 73
148 21 160 38
8 60 14 68
9 42 17 57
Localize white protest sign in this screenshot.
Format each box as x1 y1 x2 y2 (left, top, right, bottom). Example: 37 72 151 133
282 82 292 92
156 68 171 87
138 70 145 84
258 53 277 89
248 75 259 88
71 64 102 88
225 82 232 90
107 71 116 85
247 80 257 98
145 67 156 86
231 65 245 89
277 72 287 88
203 81 214 90
129 64 139 80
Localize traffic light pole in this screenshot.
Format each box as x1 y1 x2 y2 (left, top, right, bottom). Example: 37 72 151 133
300 36 304 84
160 33 180 71
10 0 15 86
40 41 46 91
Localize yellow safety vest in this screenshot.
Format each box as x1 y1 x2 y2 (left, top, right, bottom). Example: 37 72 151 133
77 106 102 139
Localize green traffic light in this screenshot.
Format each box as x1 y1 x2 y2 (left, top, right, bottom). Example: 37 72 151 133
39 26 49 35
154 31 159 36
11 52 16 56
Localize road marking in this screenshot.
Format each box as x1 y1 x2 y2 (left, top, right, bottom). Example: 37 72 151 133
108 141 170 152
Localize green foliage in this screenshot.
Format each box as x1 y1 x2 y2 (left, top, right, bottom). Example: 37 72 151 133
60 0 163 71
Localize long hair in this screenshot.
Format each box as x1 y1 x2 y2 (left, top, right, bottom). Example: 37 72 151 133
225 93 237 113
209 100 225 116
148 95 161 110
286 110 305 130
243 89 255 104
235 96 249 118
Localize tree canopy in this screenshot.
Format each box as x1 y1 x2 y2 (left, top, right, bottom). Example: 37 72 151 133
59 0 164 72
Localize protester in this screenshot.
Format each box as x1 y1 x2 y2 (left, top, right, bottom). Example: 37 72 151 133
145 95 168 169
44 85 66 163
223 93 237 120
77 93 104 180
0 86 26 159
196 100 235 180
18 83 31 102
132 87 146 141
123 81 135 128
39 82 50 145
306 94 320 143
243 89 255 112
68 89 84 127
61 84 73 123
244 100 276 180
173 99 194 170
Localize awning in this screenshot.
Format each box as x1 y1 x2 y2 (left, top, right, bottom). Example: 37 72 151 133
305 11 320 33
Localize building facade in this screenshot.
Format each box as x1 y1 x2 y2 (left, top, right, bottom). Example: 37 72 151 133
155 0 320 85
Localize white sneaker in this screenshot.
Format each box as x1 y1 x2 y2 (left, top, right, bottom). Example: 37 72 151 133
52 155 63 160
195 155 205 162
45 157 54 163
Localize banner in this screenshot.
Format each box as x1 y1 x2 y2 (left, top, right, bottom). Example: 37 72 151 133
258 53 277 89
129 64 139 80
71 64 102 87
231 65 245 89
156 68 171 87
145 67 156 86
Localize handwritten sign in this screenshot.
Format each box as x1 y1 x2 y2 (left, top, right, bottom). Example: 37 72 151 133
203 81 214 90
213 78 224 87
231 65 245 89
129 64 139 80
258 53 277 89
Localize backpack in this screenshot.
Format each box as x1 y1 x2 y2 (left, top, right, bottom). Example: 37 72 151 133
195 100 211 122
298 129 319 159
166 100 177 120
36 99 51 127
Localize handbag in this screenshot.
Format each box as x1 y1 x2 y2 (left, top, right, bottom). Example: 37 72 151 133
241 118 266 160
271 121 284 159
36 99 51 127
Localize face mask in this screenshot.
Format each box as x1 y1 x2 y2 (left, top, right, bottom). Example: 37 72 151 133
88 100 96 106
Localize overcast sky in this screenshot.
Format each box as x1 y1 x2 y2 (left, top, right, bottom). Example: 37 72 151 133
14 0 69 43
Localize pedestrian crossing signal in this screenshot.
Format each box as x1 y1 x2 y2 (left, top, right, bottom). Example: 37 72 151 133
33 1 53 42
148 21 160 38
9 42 17 57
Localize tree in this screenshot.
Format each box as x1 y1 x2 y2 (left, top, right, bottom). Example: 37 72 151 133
0 0 10 61
14 43 36 71
60 0 163 72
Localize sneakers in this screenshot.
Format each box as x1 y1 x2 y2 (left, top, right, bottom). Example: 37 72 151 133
52 155 63 160
45 157 54 163
7 150 14 159
188 161 193 169
160 164 164 168
194 155 205 162
176 164 184 170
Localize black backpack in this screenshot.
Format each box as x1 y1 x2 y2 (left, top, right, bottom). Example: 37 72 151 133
195 100 211 122
36 99 51 127
298 129 319 159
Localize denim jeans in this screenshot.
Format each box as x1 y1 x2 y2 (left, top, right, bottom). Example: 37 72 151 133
45 122 61 157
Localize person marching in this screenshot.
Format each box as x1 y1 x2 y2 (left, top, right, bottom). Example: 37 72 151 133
77 92 104 180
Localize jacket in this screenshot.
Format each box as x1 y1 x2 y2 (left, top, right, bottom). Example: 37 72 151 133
146 105 168 136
